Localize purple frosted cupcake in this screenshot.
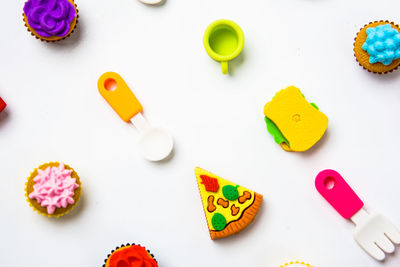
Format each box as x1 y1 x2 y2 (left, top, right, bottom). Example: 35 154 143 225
23 0 79 42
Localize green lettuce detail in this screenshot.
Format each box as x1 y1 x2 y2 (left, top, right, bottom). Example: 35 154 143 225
310 102 319 110
264 116 289 145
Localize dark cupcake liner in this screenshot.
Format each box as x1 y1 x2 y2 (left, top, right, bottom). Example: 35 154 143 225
103 243 157 267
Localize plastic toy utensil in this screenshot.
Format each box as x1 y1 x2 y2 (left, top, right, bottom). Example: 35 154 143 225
98 72 173 161
0 97 6 112
204 19 244 74
315 169 400 261
139 0 163 5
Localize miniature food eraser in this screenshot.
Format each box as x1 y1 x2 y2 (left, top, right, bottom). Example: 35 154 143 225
280 261 314 267
263 86 328 152
25 162 81 218
354 21 400 74
23 0 79 42
103 243 158 267
195 167 262 240
0 97 6 112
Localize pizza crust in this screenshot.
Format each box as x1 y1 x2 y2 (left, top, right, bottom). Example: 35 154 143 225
210 193 263 240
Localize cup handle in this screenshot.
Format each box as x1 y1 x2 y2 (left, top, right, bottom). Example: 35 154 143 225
221 61 228 74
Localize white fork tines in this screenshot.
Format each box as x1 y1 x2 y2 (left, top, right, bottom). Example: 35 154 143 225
351 209 400 261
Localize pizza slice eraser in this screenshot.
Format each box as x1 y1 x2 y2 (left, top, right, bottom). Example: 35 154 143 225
263 86 328 152
0 97 6 112
195 167 263 240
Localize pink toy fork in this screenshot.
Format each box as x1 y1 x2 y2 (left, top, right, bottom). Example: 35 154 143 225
315 169 400 261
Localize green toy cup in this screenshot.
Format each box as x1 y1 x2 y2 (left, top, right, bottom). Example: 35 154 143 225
203 19 245 75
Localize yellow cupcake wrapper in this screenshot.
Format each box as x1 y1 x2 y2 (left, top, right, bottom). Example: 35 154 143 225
22 0 79 42
24 161 82 218
280 261 313 267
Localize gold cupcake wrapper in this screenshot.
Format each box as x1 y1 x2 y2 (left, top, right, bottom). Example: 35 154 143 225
22 0 79 42
25 161 82 218
354 20 400 74
280 261 313 267
103 243 157 267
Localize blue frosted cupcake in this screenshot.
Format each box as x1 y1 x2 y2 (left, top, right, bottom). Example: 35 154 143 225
354 20 400 74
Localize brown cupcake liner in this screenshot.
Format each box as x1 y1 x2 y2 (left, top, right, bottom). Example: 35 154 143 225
22 0 79 42
25 161 82 218
103 243 157 267
353 20 400 74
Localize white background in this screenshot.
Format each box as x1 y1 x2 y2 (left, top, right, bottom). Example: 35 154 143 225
1 0 400 266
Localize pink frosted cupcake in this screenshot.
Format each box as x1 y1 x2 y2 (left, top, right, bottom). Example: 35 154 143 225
25 162 82 218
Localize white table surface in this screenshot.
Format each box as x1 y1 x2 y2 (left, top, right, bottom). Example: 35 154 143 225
1 0 400 266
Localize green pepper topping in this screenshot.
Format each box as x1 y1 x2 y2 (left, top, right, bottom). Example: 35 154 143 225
212 213 227 231
222 185 239 201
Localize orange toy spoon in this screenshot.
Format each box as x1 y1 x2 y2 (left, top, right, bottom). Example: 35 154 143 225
98 72 173 161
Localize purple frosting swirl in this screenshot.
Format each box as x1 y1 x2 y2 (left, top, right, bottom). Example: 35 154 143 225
24 0 76 38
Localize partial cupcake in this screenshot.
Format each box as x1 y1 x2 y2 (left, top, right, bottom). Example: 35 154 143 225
354 20 400 74
23 0 79 42
280 261 313 267
25 162 81 218
103 243 158 267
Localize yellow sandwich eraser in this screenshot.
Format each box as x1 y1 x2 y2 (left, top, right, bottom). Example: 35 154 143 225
263 86 328 152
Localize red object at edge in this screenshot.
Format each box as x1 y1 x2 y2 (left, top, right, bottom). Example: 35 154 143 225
0 97 6 112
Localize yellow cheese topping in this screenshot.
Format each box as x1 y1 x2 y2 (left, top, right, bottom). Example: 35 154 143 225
195 167 255 231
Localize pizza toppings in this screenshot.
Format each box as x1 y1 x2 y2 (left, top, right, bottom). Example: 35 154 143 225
195 167 263 239
200 175 219 192
222 185 239 201
231 205 240 216
207 195 216 212
217 198 229 208
238 191 252 204
212 213 227 231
